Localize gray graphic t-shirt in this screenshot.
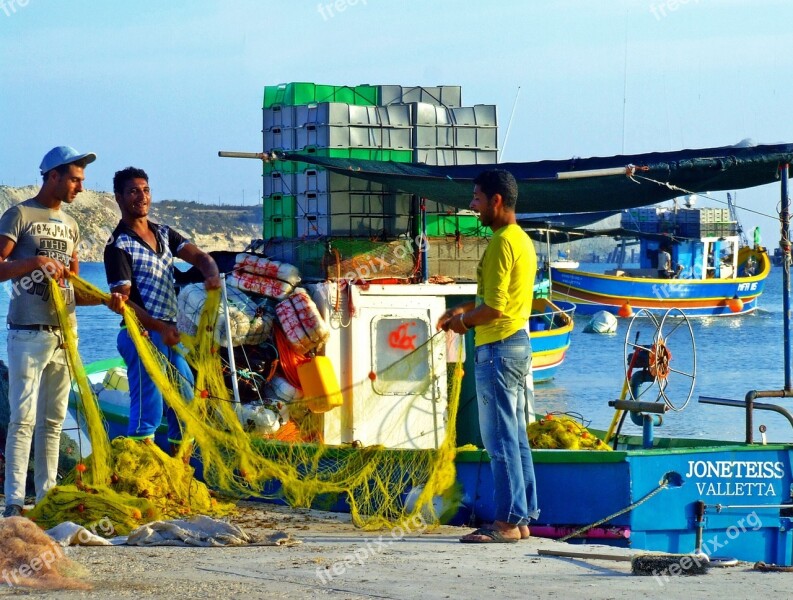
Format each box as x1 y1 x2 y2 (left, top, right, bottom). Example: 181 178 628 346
0 198 79 327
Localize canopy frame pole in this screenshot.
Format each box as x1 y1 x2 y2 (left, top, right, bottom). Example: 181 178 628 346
545 228 553 297
782 164 791 391
220 276 242 406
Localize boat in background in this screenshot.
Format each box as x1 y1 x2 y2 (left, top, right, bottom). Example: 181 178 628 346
528 298 574 383
550 205 771 317
549 259 579 270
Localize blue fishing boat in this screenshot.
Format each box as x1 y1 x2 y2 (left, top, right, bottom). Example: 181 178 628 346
549 206 771 317
527 298 574 383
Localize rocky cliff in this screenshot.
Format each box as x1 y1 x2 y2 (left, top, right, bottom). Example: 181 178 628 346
0 186 261 262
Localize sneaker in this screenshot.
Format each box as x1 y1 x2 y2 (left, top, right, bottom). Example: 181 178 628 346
2 504 23 518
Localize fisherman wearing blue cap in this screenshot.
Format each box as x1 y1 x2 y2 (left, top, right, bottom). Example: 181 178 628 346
0 146 97 518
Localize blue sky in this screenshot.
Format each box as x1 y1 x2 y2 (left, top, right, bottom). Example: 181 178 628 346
1 0 792 237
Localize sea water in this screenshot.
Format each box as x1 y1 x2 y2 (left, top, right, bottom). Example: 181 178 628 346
0 263 790 444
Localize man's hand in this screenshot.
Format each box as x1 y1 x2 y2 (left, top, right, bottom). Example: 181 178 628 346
106 292 128 315
37 256 67 280
437 307 464 332
157 323 181 347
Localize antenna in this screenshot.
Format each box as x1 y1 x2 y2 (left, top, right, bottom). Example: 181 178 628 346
621 10 629 153
499 86 521 163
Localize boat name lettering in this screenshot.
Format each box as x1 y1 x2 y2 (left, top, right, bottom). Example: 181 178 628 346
737 282 758 292
694 481 777 496
684 460 784 479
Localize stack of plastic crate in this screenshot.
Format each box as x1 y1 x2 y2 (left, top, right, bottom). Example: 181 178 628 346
261 82 498 263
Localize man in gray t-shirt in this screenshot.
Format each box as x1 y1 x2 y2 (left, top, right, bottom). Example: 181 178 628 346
0 146 96 517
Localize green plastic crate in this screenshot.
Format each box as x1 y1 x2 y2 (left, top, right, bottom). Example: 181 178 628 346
355 85 378 106
299 147 412 163
263 160 302 175
425 214 485 237
263 194 297 220
263 82 378 108
263 217 297 239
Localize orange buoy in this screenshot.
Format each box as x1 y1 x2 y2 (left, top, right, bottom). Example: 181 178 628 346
727 295 744 313
618 302 634 318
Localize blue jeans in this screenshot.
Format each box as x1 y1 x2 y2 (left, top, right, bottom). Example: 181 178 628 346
117 328 193 444
475 329 539 525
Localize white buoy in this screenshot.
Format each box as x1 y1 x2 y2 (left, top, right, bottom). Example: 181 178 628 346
584 310 618 334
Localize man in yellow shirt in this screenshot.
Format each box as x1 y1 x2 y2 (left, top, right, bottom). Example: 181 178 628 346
437 169 538 543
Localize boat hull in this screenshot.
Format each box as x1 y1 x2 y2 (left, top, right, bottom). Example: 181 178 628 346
528 299 575 383
551 247 770 317
68 380 793 565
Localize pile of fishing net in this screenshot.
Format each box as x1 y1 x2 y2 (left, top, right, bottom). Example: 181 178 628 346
0 516 91 590
26 437 235 535
527 414 612 450
32 262 461 535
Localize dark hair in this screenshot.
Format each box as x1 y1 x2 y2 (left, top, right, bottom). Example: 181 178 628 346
113 167 149 195
42 158 90 182
473 169 519 209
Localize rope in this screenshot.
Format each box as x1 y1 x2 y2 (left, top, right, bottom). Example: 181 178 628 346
633 174 778 221
557 473 673 542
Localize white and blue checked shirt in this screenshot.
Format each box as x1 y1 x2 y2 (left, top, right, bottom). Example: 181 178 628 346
104 221 189 323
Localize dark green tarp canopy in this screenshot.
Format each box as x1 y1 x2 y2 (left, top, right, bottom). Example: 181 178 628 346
282 142 793 213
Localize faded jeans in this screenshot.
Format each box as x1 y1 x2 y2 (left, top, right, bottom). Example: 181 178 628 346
475 328 539 525
4 329 71 506
117 327 192 444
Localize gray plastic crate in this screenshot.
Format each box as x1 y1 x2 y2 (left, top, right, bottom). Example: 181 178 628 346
297 170 358 195
263 127 297 151
349 126 382 148
263 106 296 129
377 85 404 105
415 148 457 166
295 124 351 148
376 104 411 127
413 126 437 149
263 171 296 196
453 126 478 148
451 106 476 126
473 105 498 127
349 104 380 125
474 150 498 164
381 127 412 149
477 127 498 150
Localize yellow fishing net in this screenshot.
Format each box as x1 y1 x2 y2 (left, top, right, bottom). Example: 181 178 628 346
27 275 461 534
528 414 612 451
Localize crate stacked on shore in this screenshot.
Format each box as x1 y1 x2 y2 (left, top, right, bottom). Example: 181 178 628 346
621 206 737 238
261 82 497 242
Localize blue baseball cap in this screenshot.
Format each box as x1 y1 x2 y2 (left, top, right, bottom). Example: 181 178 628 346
39 146 97 175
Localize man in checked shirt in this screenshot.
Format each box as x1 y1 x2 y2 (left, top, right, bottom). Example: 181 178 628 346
104 167 220 455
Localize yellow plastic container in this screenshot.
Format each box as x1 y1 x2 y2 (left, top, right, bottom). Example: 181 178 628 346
297 356 343 413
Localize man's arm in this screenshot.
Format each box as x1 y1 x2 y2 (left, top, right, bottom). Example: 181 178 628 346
177 243 221 290
0 235 68 282
107 283 181 346
69 250 104 306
